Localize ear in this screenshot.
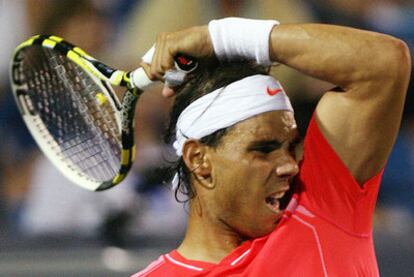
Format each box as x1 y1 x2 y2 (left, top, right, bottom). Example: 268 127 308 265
182 139 212 186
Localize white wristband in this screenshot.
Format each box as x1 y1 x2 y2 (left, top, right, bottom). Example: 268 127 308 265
208 17 279 65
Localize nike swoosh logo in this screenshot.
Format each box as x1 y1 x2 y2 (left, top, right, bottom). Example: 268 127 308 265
267 86 282 96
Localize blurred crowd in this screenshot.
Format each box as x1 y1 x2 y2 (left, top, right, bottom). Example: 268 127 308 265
0 0 413 267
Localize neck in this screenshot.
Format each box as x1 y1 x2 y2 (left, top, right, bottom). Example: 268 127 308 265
177 199 245 264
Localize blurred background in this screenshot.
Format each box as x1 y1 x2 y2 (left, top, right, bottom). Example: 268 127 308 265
0 0 413 276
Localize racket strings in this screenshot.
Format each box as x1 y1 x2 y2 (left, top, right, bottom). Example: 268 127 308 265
22 46 122 182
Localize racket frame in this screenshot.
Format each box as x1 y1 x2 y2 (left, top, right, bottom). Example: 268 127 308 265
10 35 141 191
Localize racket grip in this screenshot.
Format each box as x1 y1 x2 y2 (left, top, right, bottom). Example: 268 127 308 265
131 67 190 90
131 68 153 90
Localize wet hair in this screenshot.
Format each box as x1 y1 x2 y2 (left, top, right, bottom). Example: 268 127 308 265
164 61 269 203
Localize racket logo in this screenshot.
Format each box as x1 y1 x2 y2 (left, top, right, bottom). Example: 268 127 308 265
175 55 197 72
177 56 191 65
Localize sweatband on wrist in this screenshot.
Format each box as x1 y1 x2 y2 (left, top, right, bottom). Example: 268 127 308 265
208 17 279 65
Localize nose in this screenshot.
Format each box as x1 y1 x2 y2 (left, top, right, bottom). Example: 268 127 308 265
275 154 299 178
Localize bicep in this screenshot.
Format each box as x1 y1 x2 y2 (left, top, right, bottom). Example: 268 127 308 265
315 81 406 185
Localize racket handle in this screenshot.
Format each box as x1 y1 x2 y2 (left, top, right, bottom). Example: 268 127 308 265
131 68 153 90
130 67 191 90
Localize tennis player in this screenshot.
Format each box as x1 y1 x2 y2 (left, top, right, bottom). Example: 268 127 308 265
133 18 411 276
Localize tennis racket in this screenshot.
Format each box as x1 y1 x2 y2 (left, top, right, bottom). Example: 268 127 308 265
10 34 197 191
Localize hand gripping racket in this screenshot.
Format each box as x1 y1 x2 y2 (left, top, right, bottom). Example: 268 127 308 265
10 35 197 191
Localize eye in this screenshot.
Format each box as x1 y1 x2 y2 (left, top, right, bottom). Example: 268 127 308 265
250 144 280 154
256 145 277 154
248 140 282 155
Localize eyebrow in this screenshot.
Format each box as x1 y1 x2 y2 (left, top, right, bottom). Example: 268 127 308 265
248 135 302 148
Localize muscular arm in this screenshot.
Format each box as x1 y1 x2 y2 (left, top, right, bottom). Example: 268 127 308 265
269 24 411 184
146 22 411 184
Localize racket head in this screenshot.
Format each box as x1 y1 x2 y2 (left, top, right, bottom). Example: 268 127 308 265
10 35 136 191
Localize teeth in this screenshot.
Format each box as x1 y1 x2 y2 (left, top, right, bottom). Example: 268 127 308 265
265 196 280 212
265 189 289 214
275 192 285 199
266 196 280 205
268 191 285 201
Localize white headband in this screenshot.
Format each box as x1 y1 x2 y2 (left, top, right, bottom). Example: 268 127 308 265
173 74 293 157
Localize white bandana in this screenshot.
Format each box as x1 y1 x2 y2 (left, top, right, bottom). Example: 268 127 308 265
173 74 293 157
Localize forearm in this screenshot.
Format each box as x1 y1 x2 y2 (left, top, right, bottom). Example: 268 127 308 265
270 24 410 90
147 19 410 98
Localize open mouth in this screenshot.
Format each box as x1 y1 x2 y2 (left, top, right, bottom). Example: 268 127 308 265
265 191 285 213
265 196 280 213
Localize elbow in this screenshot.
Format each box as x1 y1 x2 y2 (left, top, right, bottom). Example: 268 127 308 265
393 39 411 74
356 37 411 98
383 37 411 80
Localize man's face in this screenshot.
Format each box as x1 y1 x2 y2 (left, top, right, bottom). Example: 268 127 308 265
202 110 300 239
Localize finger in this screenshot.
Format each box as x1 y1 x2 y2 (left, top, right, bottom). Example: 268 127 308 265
140 62 156 81
162 85 176 98
142 61 162 82
151 34 164 79
153 33 175 79
160 35 175 71
156 34 173 75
